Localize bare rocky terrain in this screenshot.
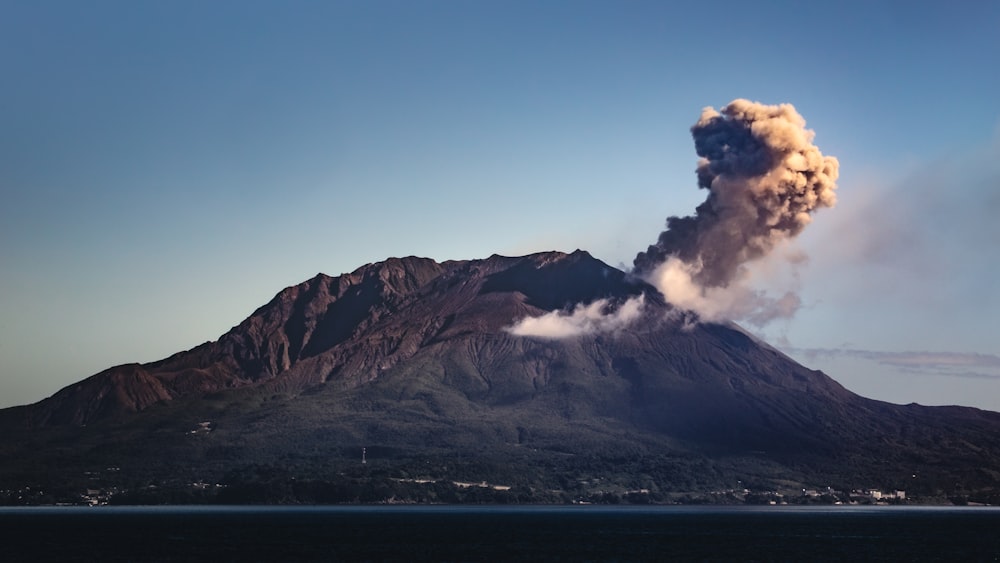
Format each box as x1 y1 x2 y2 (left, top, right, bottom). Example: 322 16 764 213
2 250 999 505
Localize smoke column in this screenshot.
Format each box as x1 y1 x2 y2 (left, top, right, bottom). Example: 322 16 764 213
509 99 838 337
635 99 838 324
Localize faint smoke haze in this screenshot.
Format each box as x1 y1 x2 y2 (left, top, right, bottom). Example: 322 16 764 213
509 99 838 336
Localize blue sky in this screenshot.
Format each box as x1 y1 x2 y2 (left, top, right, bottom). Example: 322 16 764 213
1 0 998 410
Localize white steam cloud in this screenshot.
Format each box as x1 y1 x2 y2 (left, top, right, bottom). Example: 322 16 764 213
648 256 801 327
506 296 645 339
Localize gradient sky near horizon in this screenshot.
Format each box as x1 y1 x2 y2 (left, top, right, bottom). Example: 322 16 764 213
2 0 998 411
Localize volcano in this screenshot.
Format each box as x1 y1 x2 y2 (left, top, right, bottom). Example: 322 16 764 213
2 250 999 505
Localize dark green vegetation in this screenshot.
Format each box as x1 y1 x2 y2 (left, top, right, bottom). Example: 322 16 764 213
2 251 999 505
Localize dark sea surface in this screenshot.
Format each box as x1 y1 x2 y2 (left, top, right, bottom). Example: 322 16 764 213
1 505 998 562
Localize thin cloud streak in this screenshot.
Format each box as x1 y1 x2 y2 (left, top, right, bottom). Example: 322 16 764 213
788 347 1000 380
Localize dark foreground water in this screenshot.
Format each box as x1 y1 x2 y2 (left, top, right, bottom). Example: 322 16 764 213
1 505 998 562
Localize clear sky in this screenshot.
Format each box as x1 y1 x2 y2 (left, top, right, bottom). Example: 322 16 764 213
2 0 998 411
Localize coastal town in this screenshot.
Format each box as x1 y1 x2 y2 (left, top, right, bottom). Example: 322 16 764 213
0 470 929 507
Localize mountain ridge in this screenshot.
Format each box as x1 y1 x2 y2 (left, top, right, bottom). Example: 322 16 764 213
22 250 639 426
3 250 1000 504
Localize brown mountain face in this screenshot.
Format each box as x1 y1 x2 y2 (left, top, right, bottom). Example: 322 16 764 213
29 251 648 426
4 250 1000 503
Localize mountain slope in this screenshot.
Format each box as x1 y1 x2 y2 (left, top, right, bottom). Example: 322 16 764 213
2 250 999 504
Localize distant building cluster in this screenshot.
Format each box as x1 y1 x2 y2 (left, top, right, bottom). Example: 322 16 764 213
864 489 906 501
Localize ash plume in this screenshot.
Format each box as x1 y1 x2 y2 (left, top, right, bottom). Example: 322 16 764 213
636 99 838 325
509 99 838 337
635 99 839 287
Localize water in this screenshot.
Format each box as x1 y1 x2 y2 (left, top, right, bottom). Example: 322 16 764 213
1 505 998 562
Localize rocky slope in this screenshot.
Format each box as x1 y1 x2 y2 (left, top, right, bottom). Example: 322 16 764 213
2 250 999 503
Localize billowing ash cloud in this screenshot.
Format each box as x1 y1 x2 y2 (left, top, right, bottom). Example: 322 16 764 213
506 296 645 339
635 99 839 287
508 99 838 337
637 99 838 325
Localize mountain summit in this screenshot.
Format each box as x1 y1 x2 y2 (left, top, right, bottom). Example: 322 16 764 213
3 251 999 504
28 250 646 426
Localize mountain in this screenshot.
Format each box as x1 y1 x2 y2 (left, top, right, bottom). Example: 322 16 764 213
2 250 1000 505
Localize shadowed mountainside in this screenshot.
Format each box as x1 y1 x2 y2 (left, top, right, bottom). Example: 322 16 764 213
2 250 999 504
